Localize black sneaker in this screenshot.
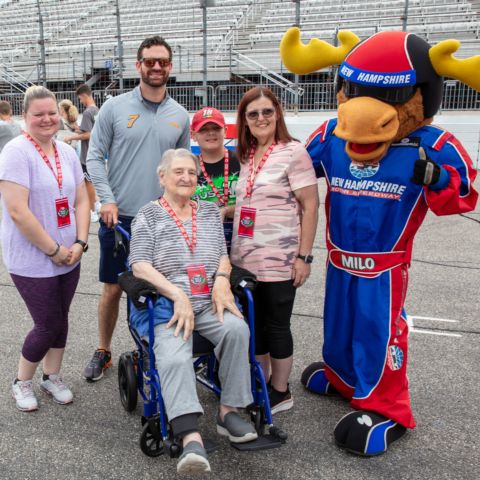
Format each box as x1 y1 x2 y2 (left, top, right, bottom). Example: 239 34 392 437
83 349 112 381
269 386 293 415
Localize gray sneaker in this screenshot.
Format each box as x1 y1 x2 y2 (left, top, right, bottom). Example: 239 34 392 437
83 349 112 381
216 411 258 443
177 441 211 475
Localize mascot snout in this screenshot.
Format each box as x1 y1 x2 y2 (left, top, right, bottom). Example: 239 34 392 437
335 97 399 163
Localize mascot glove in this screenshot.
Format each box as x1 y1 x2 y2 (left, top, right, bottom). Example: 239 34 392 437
411 147 450 190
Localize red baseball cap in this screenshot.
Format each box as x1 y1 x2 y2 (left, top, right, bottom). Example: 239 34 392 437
191 107 225 132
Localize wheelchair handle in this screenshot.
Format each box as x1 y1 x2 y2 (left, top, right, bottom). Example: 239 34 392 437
115 223 131 242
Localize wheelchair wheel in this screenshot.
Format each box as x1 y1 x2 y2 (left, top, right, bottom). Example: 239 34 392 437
140 419 164 457
118 353 137 412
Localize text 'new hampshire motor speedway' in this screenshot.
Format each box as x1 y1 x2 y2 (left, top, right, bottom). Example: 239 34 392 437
330 177 407 200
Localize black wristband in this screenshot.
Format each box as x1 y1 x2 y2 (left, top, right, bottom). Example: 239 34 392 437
46 242 60 257
297 254 314 264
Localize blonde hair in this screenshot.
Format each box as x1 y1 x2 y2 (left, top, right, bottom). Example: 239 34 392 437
23 85 57 113
58 99 79 124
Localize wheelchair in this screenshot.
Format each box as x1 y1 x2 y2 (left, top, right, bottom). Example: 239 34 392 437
114 224 287 459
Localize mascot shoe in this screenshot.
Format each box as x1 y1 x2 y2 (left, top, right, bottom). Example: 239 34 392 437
301 362 339 396
334 411 406 456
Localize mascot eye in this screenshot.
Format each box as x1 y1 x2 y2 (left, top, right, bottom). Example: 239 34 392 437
342 80 416 104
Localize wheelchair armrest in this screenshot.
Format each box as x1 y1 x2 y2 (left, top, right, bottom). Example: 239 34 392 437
230 264 257 296
118 271 158 310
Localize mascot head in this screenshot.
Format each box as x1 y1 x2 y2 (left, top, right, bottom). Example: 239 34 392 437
280 28 480 164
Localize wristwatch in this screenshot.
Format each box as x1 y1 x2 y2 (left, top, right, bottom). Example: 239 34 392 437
297 253 314 264
74 239 89 253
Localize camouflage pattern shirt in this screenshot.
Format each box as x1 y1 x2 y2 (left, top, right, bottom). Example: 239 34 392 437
230 141 317 282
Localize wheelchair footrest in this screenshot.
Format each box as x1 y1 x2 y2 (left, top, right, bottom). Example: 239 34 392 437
230 434 283 451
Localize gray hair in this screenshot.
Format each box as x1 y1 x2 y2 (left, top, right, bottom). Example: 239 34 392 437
23 85 57 113
157 148 200 175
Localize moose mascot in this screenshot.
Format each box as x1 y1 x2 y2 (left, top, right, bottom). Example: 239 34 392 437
280 28 478 455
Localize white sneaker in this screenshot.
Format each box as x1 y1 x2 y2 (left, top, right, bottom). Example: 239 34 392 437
40 374 73 405
90 210 99 223
12 380 38 412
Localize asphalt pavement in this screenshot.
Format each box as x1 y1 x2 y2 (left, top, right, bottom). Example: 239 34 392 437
0 180 479 480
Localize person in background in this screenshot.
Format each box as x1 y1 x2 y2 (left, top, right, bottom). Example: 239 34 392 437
0 86 90 412
0 100 22 152
82 36 190 382
191 107 239 251
64 84 100 223
57 99 80 154
231 87 319 414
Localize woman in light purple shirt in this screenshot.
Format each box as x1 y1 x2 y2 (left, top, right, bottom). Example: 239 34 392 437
0 86 90 412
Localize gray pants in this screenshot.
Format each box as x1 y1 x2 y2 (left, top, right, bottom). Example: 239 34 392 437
153 304 253 422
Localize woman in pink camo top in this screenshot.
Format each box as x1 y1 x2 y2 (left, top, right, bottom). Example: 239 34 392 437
231 87 319 414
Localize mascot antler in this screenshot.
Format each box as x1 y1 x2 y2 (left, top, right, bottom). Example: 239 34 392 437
279 27 360 75
429 39 480 92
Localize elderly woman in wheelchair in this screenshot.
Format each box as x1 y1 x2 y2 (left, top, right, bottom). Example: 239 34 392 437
128 148 258 474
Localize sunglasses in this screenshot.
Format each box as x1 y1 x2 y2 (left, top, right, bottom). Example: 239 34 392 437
140 57 171 68
339 79 416 105
245 108 275 120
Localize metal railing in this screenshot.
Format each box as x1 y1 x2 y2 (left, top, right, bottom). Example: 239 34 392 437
1 81 478 115
213 1 261 66
230 52 301 97
440 80 480 111
0 63 35 93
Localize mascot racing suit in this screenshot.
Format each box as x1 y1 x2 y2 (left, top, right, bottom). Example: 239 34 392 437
307 119 478 428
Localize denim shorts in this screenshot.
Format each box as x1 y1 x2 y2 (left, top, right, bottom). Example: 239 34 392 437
98 215 133 284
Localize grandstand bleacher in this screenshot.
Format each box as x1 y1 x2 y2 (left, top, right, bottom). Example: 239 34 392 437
0 0 479 113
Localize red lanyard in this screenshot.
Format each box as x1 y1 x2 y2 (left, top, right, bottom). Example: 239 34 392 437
199 148 230 206
159 196 197 254
23 131 63 196
245 142 276 198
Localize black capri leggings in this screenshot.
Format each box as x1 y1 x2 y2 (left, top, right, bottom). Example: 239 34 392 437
250 280 297 359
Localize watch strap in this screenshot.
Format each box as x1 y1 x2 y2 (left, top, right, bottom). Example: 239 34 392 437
74 239 88 252
297 254 314 264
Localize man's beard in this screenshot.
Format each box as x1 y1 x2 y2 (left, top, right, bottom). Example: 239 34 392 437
141 69 169 88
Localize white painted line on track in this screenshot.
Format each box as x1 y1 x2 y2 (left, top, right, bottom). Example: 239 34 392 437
407 315 462 338
410 328 462 338
410 316 458 323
